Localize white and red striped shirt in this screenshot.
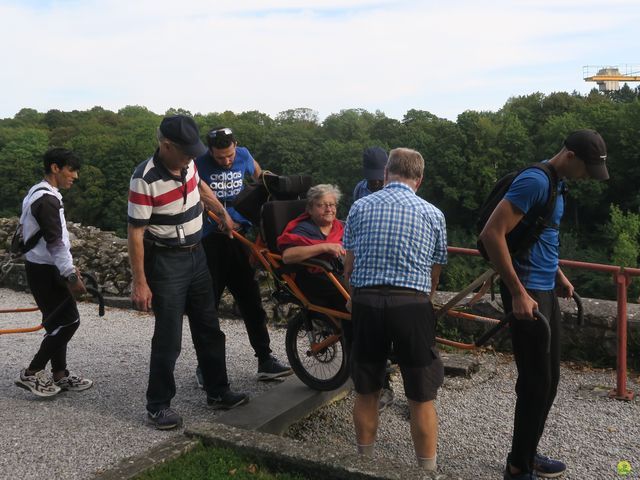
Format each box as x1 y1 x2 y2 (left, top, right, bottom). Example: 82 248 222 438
128 151 203 247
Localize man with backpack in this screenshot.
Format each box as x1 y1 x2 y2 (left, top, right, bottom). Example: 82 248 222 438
478 130 608 479
14 148 92 398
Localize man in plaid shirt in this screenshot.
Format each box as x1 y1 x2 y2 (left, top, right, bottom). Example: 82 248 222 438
343 147 447 473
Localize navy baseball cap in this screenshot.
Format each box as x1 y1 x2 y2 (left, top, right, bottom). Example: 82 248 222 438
159 115 207 157
363 147 388 181
564 129 609 180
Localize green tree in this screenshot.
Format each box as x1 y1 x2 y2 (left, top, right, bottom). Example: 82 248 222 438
0 128 48 216
609 204 640 267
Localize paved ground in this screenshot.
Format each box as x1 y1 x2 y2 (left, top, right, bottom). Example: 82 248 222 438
2 288 640 480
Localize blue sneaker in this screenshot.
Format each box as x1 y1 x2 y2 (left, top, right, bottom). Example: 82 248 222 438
533 454 566 478
504 468 539 480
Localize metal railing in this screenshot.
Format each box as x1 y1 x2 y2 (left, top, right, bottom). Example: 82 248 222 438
447 246 639 401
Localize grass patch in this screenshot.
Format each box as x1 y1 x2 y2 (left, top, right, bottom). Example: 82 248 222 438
133 442 308 480
135 442 306 480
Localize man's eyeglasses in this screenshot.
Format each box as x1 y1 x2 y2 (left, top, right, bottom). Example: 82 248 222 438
315 202 337 210
207 128 233 140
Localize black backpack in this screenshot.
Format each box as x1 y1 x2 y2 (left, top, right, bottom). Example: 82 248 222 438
9 187 50 256
476 163 564 261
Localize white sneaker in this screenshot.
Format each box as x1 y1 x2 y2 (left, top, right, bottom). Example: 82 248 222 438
54 371 93 391
15 369 61 397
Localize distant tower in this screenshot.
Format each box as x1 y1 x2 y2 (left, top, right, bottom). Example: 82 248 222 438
583 65 640 92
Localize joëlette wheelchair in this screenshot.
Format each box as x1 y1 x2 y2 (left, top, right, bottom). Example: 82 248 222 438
209 173 584 392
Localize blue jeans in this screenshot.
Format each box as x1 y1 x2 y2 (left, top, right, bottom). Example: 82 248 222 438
145 244 229 412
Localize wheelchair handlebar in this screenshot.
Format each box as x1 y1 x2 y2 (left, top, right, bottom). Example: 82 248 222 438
572 292 584 326
474 309 551 353
302 258 334 272
80 272 105 317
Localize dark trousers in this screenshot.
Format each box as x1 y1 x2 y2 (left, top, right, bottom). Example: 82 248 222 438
25 261 80 373
202 234 271 362
297 270 353 349
501 284 561 472
145 244 229 412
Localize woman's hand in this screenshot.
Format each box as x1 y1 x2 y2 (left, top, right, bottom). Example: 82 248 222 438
323 243 346 258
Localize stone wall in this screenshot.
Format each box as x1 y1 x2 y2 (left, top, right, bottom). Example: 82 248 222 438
0 217 130 296
1 217 638 367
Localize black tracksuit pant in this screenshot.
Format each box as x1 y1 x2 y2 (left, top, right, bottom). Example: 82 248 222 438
501 283 562 473
25 261 80 373
201 233 271 362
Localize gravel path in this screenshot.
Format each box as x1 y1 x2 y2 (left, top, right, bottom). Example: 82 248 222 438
287 351 640 479
0 289 290 480
3 287 639 480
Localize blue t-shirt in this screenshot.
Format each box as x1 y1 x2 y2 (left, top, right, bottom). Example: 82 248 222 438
504 166 565 290
195 146 255 237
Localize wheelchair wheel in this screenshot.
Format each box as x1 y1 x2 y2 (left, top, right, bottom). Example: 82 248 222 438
285 312 349 391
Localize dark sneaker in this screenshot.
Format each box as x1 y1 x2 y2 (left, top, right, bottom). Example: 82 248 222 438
15 369 61 398
378 387 395 412
195 366 204 390
147 408 183 430
504 464 540 480
257 356 293 381
533 454 566 478
207 390 249 410
54 371 93 392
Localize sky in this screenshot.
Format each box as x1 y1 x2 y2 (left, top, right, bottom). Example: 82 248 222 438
1 0 639 122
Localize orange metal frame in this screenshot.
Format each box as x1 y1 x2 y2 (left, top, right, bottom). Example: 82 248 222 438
0 307 43 335
448 246 639 401
206 212 506 353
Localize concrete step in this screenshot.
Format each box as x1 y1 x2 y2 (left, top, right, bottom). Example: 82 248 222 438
211 375 352 435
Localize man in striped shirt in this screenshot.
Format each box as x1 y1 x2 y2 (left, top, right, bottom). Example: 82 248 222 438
128 115 248 430
344 148 447 472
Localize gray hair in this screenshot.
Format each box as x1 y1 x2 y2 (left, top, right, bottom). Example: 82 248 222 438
306 184 342 209
387 148 424 181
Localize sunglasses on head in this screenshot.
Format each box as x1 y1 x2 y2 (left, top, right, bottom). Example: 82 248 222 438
207 128 233 140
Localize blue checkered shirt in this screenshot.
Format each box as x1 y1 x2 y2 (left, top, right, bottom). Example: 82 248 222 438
343 182 447 293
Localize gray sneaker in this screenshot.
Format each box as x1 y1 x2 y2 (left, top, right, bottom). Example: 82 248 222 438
378 387 395 412
257 356 293 381
15 369 61 398
147 408 183 430
195 366 204 390
54 371 93 392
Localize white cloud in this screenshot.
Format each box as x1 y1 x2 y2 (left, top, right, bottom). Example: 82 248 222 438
0 0 638 120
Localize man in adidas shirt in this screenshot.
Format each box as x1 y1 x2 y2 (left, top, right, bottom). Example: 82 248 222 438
194 127 291 382
15 148 93 398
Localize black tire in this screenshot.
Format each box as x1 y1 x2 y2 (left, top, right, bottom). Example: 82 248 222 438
285 312 349 391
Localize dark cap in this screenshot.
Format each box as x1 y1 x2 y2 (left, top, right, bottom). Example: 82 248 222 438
362 147 388 181
564 129 608 180
159 115 207 157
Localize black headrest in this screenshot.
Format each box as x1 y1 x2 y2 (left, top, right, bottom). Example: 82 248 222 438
261 199 308 253
233 173 312 226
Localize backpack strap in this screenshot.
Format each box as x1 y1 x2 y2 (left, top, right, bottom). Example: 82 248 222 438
530 162 560 229
510 162 561 259
20 186 54 252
